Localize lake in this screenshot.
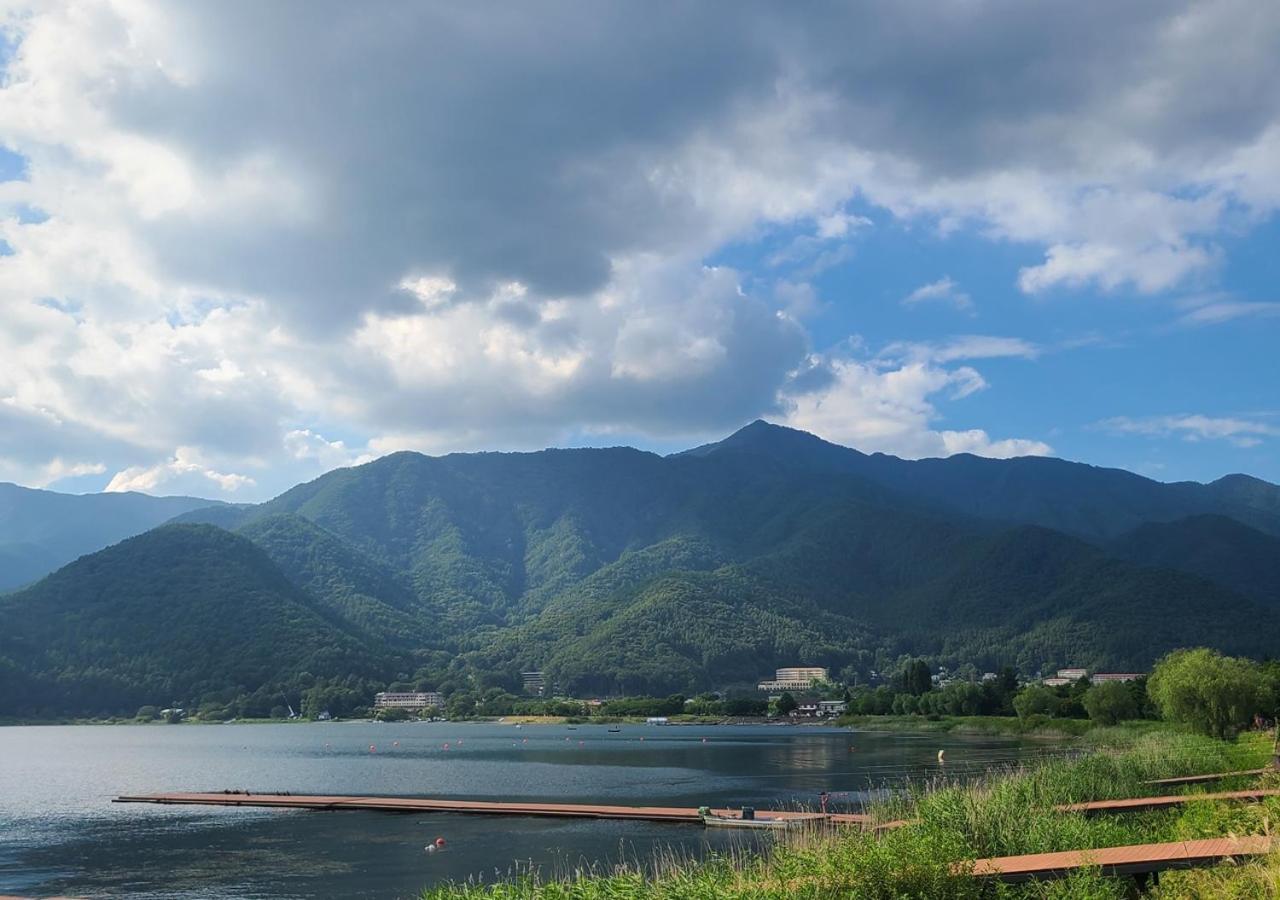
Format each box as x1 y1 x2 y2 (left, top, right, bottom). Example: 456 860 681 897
0 722 1067 898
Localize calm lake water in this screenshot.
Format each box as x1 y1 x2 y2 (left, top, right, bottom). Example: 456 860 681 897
0 722 1066 898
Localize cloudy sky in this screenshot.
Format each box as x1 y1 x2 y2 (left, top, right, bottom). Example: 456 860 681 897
1 1 1277 500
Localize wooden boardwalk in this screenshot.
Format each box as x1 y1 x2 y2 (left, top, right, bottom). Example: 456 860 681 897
115 792 876 827
1144 768 1270 787
1056 788 1280 815
969 836 1274 883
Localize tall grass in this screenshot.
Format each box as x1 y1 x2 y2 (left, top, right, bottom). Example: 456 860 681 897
421 727 1275 899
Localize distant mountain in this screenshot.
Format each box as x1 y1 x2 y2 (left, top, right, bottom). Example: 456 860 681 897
0 483 223 592
4 423 1279 716
1109 515 1280 607
685 421 1280 539
0 525 396 718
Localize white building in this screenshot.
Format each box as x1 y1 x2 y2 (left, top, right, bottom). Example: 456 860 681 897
758 666 830 692
374 691 444 710
818 700 847 716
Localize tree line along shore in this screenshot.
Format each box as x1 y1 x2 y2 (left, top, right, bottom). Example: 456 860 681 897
418 648 1280 898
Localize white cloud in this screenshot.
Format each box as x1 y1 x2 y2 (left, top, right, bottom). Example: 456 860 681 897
1099 414 1280 448
105 447 255 495
0 2 1277 494
882 335 1042 364
1175 298 1280 326
780 352 1051 460
902 277 973 312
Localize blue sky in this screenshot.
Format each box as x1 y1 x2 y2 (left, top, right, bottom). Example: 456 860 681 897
0 2 1276 499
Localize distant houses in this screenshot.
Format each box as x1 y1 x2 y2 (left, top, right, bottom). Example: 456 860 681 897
1042 668 1143 687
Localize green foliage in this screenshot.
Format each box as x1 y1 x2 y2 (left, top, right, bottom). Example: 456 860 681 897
1148 648 1267 739
1014 684 1060 719
0 525 399 718
898 658 933 695
775 692 798 715
1082 681 1139 726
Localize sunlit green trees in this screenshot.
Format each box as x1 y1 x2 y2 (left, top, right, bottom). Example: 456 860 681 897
1148 648 1266 739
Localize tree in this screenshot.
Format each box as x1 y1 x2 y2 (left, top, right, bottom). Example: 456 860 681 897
1013 685 1059 719
1082 681 1139 726
135 705 159 721
1148 648 1265 740
899 659 933 696
776 692 798 715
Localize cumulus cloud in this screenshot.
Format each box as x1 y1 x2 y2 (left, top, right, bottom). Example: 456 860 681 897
779 348 1051 460
0 1 1277 494
1098 414 1280 448
105 447 255 495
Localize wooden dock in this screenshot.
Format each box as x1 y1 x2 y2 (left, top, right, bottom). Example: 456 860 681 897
968 836 1274 883
1144 768 1270 787
114 791 878 827
1056 788 1280 815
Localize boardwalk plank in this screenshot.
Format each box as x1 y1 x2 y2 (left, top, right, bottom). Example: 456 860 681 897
970 836 1273 883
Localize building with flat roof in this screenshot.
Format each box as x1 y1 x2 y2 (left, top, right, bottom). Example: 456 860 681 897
521 671 546 696
758 666 830 692
374 691 444 710
1042 669 1144 687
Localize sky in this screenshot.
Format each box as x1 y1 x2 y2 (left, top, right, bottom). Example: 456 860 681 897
0 1 1277 501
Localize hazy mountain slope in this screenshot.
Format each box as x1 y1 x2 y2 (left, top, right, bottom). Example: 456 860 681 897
0 483 222 591
0 524 396 717
1108 515 1280 606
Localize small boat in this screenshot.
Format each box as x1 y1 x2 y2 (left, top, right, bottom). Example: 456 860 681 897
607 726 621 733
699 810 815 831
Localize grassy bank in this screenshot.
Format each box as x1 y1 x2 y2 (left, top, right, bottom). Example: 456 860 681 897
421 727 1279 899
838 713 1125 737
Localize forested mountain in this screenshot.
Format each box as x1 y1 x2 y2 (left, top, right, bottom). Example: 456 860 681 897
0 525 393 718
1108 515 1280 607
0 483 222 592
3 422 1278 717
685 421 1280 540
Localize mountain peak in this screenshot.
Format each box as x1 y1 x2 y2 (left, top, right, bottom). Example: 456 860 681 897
680 420 864 460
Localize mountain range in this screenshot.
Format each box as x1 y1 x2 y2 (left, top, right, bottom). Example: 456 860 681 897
3 421 1279 718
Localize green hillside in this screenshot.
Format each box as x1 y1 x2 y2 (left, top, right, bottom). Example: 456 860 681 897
0 525 399 718
5 423 1280 716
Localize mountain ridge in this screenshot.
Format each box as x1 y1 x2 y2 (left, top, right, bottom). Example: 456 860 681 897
2 422 1278 716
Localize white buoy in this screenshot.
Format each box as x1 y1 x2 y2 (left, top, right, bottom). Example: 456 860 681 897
937 749 946 763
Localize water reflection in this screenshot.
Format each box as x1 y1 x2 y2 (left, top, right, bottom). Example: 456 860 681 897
0 723 1067 898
